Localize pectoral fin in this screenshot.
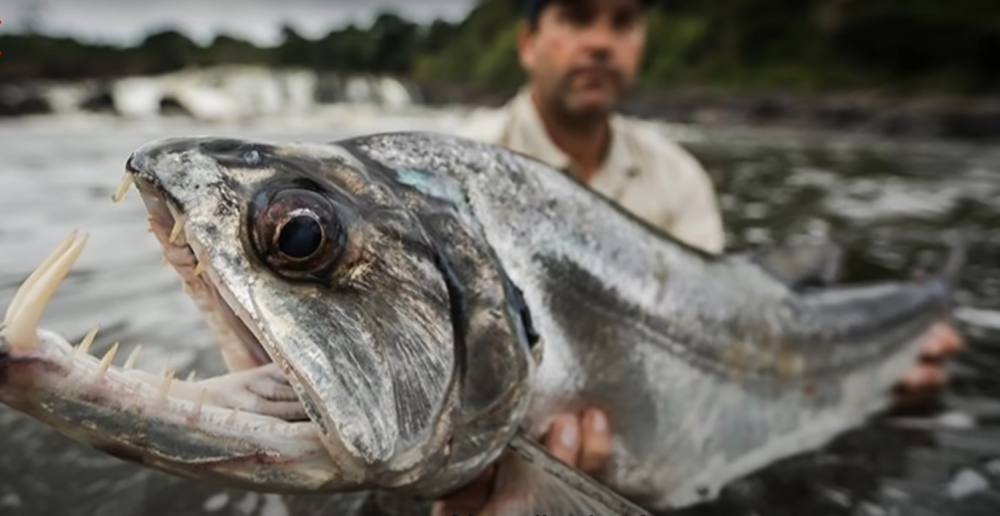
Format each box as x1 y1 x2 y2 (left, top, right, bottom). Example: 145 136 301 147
482 434 651 516
742 237 844 290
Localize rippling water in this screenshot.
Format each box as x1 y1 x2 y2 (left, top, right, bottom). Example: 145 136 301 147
0 112 998 516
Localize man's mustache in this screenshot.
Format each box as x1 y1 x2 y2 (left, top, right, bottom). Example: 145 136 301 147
567 62 624 85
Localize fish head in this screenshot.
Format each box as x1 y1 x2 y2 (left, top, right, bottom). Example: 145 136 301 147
122 136 535 487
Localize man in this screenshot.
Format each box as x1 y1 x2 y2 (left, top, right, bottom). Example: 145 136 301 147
433 0 963 513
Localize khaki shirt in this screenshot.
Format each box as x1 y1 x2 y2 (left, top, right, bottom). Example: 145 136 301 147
459 88 725 253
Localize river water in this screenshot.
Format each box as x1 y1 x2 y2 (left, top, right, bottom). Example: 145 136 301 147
0 109 998 516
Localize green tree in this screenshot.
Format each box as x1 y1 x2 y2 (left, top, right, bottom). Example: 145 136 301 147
203 34 265 66
273 24 319 68
134 29 202 74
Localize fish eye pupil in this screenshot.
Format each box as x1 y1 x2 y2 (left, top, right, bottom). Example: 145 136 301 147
277 215 322 259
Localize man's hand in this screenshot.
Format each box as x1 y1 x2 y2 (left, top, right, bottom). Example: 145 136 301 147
893 321 964 407
430 408 611 516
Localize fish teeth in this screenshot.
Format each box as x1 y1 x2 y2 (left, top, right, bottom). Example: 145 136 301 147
156 367 175 403
193 257 208 277
74 326 100 357
97 342 120 377
168 216 186 245
111 172 135 204
192 389 208 419
123 344 143 370
2 231 88 351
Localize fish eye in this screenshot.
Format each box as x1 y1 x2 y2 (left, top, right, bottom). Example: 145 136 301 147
276 212 323 259
251 187 346 279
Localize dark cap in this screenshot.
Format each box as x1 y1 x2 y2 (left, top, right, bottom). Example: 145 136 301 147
523 0 655 24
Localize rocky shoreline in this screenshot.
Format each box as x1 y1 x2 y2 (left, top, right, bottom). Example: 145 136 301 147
417 84 1000 143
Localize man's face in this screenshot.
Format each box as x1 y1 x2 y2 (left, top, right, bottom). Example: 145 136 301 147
518 0 647 120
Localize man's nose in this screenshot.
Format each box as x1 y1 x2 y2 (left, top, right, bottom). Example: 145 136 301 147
580 21 617 51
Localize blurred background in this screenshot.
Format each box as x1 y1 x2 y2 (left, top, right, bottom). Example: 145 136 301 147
1 0 999 135
1 1 999 516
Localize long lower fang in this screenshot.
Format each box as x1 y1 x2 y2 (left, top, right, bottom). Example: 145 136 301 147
4 231 77 326
2 232 88 350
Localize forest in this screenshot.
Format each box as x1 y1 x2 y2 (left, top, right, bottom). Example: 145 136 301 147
1 0 997 97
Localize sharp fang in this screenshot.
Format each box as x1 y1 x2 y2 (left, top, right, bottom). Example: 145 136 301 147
157 368 175 402
111 172 134 204
193 258 208 276
4 231 77 326
185 370 197 382
97 342 120 376
192 389 208 418
123 344 142 370
169 217 185 244
2 231 88 351
74 326 100 357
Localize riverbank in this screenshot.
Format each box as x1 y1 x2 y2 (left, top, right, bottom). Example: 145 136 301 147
418 83 1000 143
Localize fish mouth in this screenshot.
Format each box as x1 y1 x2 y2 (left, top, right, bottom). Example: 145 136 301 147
117 163 320 428
0 231 357 490
0 155 382 491
131 174 274 375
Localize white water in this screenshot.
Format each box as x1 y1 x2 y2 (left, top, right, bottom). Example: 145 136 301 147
13 65 426 122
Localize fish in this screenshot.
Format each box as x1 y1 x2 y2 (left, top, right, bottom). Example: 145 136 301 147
0 131 963 515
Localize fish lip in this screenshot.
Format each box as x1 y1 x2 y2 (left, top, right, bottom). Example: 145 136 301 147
126 144 177 199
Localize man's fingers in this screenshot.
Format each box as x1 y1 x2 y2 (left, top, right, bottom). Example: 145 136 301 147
893 363 948 408
578 408 612 475
543 413 582 465
900 363 948 391
432 409 610 515
921 323 964 358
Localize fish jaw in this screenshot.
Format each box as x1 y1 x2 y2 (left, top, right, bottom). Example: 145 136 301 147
0 232 364 492
121 137 464 486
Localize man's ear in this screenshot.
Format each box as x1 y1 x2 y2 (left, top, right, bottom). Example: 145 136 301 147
516 22 535 70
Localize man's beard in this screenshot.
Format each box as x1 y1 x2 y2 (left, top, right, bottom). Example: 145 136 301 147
550 63 628 128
